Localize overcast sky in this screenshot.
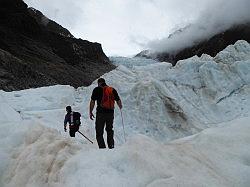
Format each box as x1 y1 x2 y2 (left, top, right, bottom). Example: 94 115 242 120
24 0 250 57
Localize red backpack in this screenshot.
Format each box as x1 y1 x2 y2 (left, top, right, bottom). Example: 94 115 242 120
101 86 115 109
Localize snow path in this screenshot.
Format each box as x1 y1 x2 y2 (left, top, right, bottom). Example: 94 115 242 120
1 117 250 187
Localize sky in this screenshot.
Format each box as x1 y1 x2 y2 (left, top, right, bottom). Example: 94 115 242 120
24 0 250 56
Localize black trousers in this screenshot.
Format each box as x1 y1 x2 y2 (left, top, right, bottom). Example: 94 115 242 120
95 112 114 149
69 125 79 137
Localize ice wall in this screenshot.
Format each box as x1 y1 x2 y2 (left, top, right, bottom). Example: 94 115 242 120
79 40 250 141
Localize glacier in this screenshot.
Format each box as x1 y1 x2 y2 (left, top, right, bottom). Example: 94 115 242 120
0 40 250 187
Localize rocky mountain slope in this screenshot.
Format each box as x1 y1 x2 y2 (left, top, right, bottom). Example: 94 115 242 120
0 0 114 91
136 23 250 66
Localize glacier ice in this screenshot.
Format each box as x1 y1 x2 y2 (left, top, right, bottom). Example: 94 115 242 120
0 40 250 187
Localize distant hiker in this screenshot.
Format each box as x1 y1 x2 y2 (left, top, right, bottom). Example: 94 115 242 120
64 106 81 137
89 78 122 149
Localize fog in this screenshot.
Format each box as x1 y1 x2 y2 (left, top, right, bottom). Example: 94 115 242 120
24 0 250 56
147 0 250 53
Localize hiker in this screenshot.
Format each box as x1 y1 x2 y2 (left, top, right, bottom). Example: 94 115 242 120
64 106 81 137
89 78 122 149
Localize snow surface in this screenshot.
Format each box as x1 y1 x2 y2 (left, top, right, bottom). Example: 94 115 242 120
0 40 250 186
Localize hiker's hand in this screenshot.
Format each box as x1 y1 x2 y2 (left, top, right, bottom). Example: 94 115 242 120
89 112 95 120
64 127 67 132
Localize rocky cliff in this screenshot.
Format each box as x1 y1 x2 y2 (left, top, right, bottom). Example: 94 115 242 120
0 0 114 91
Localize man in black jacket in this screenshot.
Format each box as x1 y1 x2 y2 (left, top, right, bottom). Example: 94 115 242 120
64 106 81 137
89 78 122 149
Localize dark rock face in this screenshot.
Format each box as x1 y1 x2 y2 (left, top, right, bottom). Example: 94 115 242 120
136 23 250 66
0 0 114 91
27 8 74 38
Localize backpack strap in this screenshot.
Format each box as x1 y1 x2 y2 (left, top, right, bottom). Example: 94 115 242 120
70 112 74 125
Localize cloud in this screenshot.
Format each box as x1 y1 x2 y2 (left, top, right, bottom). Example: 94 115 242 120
146 0 250 53
24 0 83 29
24 0 208 56
23 0 249 56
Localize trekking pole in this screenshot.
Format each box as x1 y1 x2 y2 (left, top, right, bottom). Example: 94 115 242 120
120 109 126 142
78 130 94 144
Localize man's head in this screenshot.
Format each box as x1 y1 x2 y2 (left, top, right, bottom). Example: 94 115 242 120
98 78 106 87
66 106 72 113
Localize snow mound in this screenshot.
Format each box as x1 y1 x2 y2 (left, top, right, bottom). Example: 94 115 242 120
0 92 21 123
1 85 76 112
1 123 84 187
1 117 250 187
